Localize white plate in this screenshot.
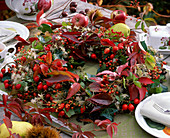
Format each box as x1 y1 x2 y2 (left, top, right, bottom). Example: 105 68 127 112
0 21 29 43
0 56 15 72
135 92 170 138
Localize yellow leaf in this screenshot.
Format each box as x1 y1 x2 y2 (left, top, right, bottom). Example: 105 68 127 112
97 0 103 6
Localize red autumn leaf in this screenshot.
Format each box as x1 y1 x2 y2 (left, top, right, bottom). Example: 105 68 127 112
121 70 129 76
137 86 147 101
46 52 52 65
40 112 52 123
36 9 44 26
61 32 81 43
45 74 75 83
26 23 38 30
29 37 39 43
128 84 139 101
48 71 72 78
83 131 96 138
117 62 129 76
3 94 8 106
65 71 79 82
89 82 101 92
127 52 138 61
130 53 138 66
89 77 102 82
39 19 53 26
80 119 94 123
97 119 112 126
3 115 12 129
90 105 104 113
66 83 81 99
40 64 49 77
138 77 154 84
87 93 113 105
7 106 22 119
4 110 12 119
51 59 67 69
107 124 113 138
111 122 119 135
96 70 117 77
69 122 82 132
100 38 116 47
14 35 30 45
51 24 62 30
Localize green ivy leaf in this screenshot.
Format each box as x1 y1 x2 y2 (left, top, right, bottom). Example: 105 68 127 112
100 108 118 121
63 108 75 118
144 18 157 27
62 22 67 27
135 21 141 29
140 41 147 51
145 118 165 130
134 81 142 88
145 53 156 70
148 87 163 94
123 77 126 89
127 72 133 80
39 24 53 33
34 42 44 50
132 74 138 82
141 22 145 31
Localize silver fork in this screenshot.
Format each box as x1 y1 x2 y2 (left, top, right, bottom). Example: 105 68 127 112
153 103 170 114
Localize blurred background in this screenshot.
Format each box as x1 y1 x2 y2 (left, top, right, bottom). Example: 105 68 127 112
0 0 169 25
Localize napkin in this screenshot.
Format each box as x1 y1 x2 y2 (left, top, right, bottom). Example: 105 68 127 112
140 94 170 127
0 27 17 43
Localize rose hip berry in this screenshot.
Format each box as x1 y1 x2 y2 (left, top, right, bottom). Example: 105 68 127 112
15 84 22 90
0 73 3 79
37 83 43 90
91 53 97 59
1 68 6 74
34 76 40 82
43 85 48 90
122 104 128 110
58 111 65 117
134 98 140 104
4 83 9 89
128 104 135 111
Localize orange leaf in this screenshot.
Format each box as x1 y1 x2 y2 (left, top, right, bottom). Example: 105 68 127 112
48 71 72 78
46 52 52 65
65 71 79 82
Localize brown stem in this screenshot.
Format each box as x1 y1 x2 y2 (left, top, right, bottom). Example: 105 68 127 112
45 0 72 18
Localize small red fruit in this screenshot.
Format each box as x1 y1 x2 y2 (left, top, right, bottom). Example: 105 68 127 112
58 103 65 110
65 104 70 112
0 73 3 79
4 83 9 89
104 48 110 54
118 43 124 49
134 98 140 104
91 53 97 59
15 84 22 90
37 83 43 90
128 104 135 111
112 46 119 52
43 85 48 90
45 93 51 99
4 80 9 84
122 104 128 110
110 54 115 59
58 111 65 117
1 68 6 74
34 76 40 82
80 106 86 113
55 83 62 89
162 61 167 65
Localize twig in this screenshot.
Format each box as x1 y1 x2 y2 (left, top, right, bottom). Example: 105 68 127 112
44 0 72 18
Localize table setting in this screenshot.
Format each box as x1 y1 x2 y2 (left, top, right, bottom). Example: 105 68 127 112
0 0 170 138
